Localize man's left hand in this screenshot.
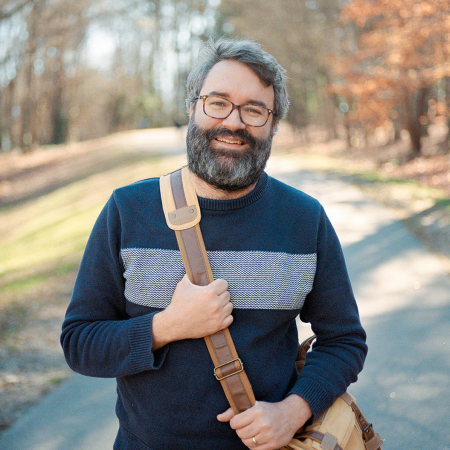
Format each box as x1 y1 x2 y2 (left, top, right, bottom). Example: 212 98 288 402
217 394 312 449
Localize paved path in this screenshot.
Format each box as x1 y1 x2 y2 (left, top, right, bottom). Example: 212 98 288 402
0 375 118 450
269 159 450 450
1 152 449 449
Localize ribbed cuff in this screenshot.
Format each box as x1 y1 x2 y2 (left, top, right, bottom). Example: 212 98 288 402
288 377 338 420
128 313 169 373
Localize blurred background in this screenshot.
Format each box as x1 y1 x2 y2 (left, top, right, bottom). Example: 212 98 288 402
1 0 450 447
1 0 450 157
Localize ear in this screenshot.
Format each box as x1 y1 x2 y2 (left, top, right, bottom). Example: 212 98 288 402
272 119 279 133
189 103 194 118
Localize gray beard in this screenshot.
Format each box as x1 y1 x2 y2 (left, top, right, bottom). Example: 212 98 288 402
186 120 273 192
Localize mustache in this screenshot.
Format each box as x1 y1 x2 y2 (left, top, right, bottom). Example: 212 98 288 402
204 126 258 147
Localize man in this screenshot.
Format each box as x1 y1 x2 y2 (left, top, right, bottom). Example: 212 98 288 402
61 38 367 450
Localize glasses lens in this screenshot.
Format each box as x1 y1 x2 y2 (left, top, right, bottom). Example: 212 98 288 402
204 96 232 119
240 104 269 127
203 96 269 126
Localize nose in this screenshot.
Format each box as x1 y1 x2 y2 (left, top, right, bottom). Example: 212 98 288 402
221 107 246 130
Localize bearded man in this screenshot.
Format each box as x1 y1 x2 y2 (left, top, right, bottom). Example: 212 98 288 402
61 38 367 450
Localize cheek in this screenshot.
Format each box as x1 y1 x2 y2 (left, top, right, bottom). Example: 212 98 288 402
192 104 215 127
251 126 272 142
197 116 223 132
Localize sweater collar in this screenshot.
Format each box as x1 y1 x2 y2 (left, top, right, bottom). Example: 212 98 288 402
198 172 269 211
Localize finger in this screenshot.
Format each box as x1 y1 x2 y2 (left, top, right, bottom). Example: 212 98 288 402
221 314 234 329
223 301 233 315
235 423 262 441
229 408 256 430
178 273 192 288
244 435 267 449
214 290 231 307
217 408 235 423
210 278 229 293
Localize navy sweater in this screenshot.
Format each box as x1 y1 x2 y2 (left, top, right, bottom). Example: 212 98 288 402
61 172 367 450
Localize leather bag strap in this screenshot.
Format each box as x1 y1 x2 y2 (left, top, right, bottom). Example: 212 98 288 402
347 400 384 450
161 167 383 449
297 431 343 450
160 167 256 414
296 343 383 450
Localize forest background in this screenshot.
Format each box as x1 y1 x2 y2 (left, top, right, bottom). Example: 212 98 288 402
1 0 450 434
2 0 450 159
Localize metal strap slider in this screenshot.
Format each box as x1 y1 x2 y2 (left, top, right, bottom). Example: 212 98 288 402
214 358 244 381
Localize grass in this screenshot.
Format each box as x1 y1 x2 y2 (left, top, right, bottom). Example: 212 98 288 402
0 147 186 338
272 148 449 215
1 131 449 336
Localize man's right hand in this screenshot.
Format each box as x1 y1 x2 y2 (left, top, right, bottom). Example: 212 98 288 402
151 274 233 350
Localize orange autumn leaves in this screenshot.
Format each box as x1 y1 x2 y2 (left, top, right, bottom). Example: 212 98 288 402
328 0 450 150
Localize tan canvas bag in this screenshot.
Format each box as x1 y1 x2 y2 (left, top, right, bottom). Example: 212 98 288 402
160 166 383 450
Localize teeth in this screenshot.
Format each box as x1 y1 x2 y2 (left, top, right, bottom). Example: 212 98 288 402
217 138 243 145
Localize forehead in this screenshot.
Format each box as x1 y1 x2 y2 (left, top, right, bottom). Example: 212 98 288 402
200 60 275 108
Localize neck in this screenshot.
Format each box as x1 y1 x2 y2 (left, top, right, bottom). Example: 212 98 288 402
188 171 257 200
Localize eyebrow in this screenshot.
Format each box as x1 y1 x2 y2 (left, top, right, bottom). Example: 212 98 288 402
204 91 271 109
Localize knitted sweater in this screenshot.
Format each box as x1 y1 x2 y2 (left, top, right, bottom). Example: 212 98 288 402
61 172 367 450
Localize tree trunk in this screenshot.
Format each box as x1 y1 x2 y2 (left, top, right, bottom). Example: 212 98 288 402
20 1 41 153
418 86 429 138
406 116 421 157
20 55 35 153
50 56 68 145
404 87 430 158
391 106 402 141
445 77 450 154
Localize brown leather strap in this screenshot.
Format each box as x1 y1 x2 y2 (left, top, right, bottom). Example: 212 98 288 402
168 168 255 413
364 433 384 450
297 431 343 450
296 335 316 372
162 168 383 447
349 401 383 450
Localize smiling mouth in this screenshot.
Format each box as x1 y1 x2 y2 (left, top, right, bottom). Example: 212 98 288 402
215 137 246 146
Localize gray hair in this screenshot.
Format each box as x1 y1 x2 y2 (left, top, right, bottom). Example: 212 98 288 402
186 38 289 122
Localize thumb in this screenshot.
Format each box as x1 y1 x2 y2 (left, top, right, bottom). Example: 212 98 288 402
176 273 195 292
182 273 193 285
217 407 235 423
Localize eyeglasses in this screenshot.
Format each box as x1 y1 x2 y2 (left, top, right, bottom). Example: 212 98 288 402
195 95 274 127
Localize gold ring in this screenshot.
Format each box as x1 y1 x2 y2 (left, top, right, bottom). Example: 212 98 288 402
252 436 259 446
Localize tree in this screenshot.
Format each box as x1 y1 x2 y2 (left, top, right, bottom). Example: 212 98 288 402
329 0 450 156
216 0 344 139
0 0 94 151
0 0 218 152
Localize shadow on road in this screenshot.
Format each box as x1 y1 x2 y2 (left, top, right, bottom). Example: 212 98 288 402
1 161 449 450
280 168 450 450
345 221 450 449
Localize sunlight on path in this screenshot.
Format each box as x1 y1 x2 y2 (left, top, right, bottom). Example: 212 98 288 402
267 154 450 450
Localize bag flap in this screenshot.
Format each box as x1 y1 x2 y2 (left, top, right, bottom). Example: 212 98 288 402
311 394 358 449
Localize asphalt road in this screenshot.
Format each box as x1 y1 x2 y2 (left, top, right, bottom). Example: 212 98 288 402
0 151 449 450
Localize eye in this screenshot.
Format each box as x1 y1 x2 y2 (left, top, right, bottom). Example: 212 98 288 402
242 105 265 117
206 97 229 109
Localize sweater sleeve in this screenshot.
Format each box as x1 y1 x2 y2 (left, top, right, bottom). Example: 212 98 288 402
60 194 169 378
289 206 367 418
